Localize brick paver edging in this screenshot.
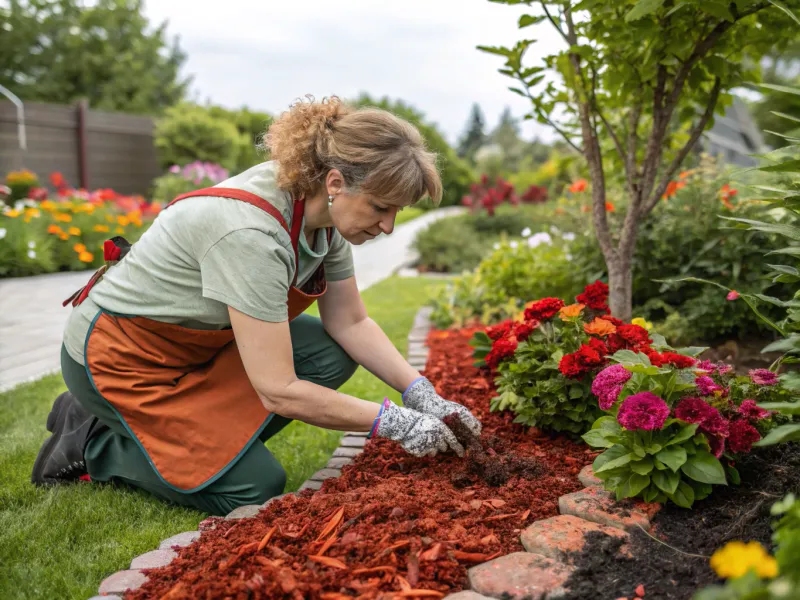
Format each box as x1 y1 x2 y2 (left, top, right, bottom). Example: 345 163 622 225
90 306 660 600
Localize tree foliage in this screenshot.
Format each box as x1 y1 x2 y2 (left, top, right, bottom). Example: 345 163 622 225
1 0 189 114
457 103 488 162
481 0 800 319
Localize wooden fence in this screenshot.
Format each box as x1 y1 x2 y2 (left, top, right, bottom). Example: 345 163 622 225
0 100 161 196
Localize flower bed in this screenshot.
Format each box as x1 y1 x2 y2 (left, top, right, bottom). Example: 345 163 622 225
126 328 594 599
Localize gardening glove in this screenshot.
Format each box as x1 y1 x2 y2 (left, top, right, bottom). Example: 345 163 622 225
402 377 482 438
372 398 465 458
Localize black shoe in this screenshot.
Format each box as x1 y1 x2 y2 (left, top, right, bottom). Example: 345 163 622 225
32 391 97 485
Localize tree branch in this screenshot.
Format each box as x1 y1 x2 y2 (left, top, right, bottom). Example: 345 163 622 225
540 1 570 45
642 76 722 215
590 66 628 177
626 101 642 186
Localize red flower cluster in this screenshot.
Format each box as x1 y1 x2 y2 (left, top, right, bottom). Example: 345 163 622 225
576 280 609 312
559 338 609 379
514 321 538 342
485 337 518 370
645 350 697 369
521 185 548 204
524 298 565 322
486 319 513 341
462 176 518 216
606 323 652 354
728 419 761 453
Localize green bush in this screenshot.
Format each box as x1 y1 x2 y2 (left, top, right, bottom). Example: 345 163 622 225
207 105 272 173
155 104 242 172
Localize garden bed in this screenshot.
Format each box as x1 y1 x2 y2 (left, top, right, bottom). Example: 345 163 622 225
126 327 594 599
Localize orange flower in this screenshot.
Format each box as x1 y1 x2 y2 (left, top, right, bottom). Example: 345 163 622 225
47 224 63 235
662 180 679 200
93 224 110 233
59 233 69 241
73 243 87 254
605 202 615 212
720 184 738 210
555 207 566 216
115 226 125 234
68 226 81 236
679 170 692 179
117 215 130 227
580 205 590 213
584 317 617 337
105 214 115 223
569 179 588 193
54 213 72 223
78 251 94 263
676 181 686 190
559 303 586 320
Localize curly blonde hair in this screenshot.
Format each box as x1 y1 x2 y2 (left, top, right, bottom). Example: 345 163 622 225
265 96 442 205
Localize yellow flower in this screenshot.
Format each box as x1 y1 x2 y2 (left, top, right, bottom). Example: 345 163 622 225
68 227 81 236
710 541 778 580
78 251 94 263
47 224 63 235
559 303 586 320
55 213 72 223
631 317 653 331
4 209 21 218
93 224 110 233
115 226 125 234
106 214 115 223
24 208 41 219
117 215 130 227
40 200 57 212
73 243 87 253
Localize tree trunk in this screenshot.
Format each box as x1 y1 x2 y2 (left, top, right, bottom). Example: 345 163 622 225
607 258 633 322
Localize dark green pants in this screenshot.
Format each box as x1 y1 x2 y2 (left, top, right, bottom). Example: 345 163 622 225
61 314 357 516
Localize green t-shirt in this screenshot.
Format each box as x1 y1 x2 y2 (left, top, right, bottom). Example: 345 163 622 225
63 161 354 365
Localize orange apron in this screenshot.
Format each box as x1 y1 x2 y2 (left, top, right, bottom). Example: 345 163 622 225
67 187 331 493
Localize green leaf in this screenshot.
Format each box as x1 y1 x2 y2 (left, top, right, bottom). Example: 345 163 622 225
754 423 800 446
767 0 800 25
619 473 651 499
665 2 687 17
625 0 665 21
726 465 741 486
760 159 800 173
682 451 727 485
669 480 696 508
631 457 654 475
519 14 545 28
757 400 800 415
595 452 634 474
653 469 680 494
477 45 513 58
759 82 800 97
656 446 688 472
701 2 734 20
642 485 661 503
593 444 629 472
583 429 616 448
665 423 699 447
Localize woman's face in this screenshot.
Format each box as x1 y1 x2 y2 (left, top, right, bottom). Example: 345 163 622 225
331 192 408 245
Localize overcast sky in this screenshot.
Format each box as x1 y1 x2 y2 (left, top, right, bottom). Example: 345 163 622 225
143 0 563 146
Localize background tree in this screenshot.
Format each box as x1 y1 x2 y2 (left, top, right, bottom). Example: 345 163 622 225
457 103 488 162
482 0 800 320
750 40 800 147
0 0 189 114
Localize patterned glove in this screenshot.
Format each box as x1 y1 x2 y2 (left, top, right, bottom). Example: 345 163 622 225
403 377 482 438
373 399 465 458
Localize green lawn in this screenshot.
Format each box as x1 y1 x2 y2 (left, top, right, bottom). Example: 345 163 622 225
394 206 426 227
0 276 445 600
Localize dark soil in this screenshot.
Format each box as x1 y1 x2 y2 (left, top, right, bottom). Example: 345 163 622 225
561 443 800 600
127 327 592 600
444 412 543 487
699 336 783 374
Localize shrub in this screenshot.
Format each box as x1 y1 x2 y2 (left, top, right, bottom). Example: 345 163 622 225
4 169 39 204
151 161 229 204
155 104 242 172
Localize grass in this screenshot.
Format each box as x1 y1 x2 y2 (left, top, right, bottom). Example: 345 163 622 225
0 275 445 600
394 206 426 227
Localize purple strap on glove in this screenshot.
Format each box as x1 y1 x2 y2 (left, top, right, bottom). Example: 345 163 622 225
368 397 392 439
402 376 427 403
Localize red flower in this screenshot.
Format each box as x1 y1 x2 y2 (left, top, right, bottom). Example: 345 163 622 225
644 349 665 367
576 281 609 312
50 172 67 189
486 320 514 341
514 321 537 342
728 419 761 454
559 338 609 379
659 352 697 369
616 324 652 348
485 337 518 370
559 353 583 379
27 187 48 201
569 179 587 193
524 298 565 322
600 315 624 327
461 195 473 207
727 290 739 301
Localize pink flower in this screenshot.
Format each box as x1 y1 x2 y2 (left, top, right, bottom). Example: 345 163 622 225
696 375 724 396
727 290 740 301
169 165 181 174
591 364 632 410
617 392 670 431
738 399 771 421
674 397 730 455
707 435 726 458
674 396 717 424
728 419 761 454
749 369 779 386
696 361 733 376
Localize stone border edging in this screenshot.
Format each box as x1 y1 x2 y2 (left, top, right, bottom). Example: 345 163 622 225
90 305 659 600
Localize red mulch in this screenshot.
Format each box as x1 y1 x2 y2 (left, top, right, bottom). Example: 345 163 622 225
127 327 594 600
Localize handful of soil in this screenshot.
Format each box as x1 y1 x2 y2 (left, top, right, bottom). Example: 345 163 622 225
443 412 543 487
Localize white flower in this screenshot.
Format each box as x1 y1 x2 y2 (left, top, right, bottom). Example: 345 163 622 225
563 232 576 242
550 225 560 234
28 240 36 249
527 232 553 248
0 228 6 240
521 227 532 238
27 249 36 259
493 242 501 250
14 201 25 211
510 240 519 249
566 253 573 261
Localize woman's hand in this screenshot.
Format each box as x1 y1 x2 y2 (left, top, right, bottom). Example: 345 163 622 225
376 402 465 457
403 377 482 438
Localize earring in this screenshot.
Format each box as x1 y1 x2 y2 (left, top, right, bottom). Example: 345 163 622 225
328 194 334 208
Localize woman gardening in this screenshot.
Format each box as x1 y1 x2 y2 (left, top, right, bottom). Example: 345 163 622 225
31 97 482 516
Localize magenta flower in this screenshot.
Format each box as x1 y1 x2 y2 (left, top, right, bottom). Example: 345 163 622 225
728 419 761 454
727 290 740 301
707 434 726 458
591 364 632 410
739 399 771 421
716 364 733 376
674 397 730 456
695 375 724 396
617 392 670 431
674 396 717 424
749 369 779 386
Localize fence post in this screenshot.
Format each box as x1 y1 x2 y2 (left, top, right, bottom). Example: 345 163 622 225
77 99 89 189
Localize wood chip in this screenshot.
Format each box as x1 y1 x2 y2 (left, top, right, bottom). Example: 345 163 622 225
419 542 443 562
318 535 338 557
315 506 345 542
351 565 397 575
483 513 517 522
396 575 412 591
307 554 348 570
394 591 445 598
257 526 277 551
521 509 531 522
451 550 490 563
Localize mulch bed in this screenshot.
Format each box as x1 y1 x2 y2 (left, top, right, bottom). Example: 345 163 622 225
561 442 800 600
127 327 593 599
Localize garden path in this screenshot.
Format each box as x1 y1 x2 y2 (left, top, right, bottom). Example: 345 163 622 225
0 207 462 391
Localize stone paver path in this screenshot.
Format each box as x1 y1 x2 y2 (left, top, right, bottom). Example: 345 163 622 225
0 207 461 392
